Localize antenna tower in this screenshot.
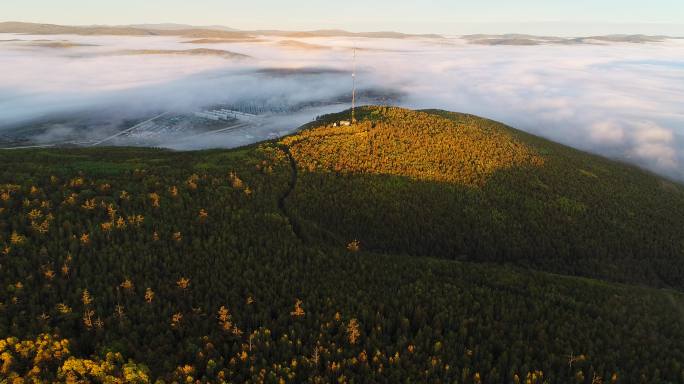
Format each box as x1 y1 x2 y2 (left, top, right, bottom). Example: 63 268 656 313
351 47 356 124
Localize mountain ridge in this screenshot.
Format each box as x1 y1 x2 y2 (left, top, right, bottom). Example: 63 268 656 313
0 21 443 39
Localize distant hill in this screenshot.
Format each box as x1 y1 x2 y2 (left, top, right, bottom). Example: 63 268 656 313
277 39 331 50
0 21 160 36
253 29 443 39
2 22 675 43
464 33 669 45
0 21 443 39
1 106 682 382
113 48 251 59
0 38 97 48
124 23 238 32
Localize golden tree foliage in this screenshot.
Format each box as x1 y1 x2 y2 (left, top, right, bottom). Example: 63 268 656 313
100 221 113 232
0 334 70 380
64 193 78 206
59 352 150 383
10 231 26 245
281 107 544 186
171 312 183 328
56 303 72 314
218 306 232 324
127 214 145 226
43 267 56 281
346 240 361 253
81 198 97 210
107 204 117 220
81 289 93 306
120 279 134 292
69 178 84 188
229 172 245 189
186 174 200 190
31 216 53 234
116 217 127 229
346 318 361 345
176 277 190 290
144 288 155 304
28 208 43 220
83 310 95 329
290 299 305 317
148 193 160 208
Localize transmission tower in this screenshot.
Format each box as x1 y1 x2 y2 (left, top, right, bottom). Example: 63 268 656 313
351 47 356 124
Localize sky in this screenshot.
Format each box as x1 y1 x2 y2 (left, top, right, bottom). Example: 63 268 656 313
4 0 684 35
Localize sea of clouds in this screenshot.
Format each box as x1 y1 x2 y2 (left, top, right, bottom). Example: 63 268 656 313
0 33 683 181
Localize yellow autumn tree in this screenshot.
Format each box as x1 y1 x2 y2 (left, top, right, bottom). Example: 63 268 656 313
176 277 190 290
218 306 233 331
144 288 155 303
81 289 94 329
0 334 70 381
347 240 361 252
10 231 26 245
171 312 183 328
58 352 150 383
148 192 160 208
120 279 134 292
290 299 305 317
347 318 361 344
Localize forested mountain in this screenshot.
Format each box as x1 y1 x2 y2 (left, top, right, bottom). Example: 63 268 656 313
1 107 683 383
286 107 684 289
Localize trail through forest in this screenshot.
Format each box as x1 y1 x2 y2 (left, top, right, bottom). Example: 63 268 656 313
278 145 304 242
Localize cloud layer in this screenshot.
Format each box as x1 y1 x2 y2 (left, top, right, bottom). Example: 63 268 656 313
1 33 683 181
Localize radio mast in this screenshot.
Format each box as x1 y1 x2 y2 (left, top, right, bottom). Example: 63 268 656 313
351 47 356 124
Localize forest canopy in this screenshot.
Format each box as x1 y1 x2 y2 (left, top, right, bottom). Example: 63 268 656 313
1 107 683 383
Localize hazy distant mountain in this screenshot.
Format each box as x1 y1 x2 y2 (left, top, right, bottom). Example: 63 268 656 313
124 23 238 32
0 21 442 39
113 48 251 59
252 29 443 39
580 34 668 43
1 21 673 44
463 33 670 45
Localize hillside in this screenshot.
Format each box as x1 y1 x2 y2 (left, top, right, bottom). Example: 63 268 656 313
1 107 683 382
284 107 684 289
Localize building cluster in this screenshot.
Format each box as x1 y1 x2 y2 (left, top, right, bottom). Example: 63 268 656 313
194 108 258 122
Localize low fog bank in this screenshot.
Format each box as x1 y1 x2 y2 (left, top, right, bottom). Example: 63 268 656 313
1 33 683 181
